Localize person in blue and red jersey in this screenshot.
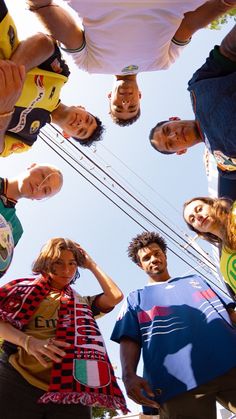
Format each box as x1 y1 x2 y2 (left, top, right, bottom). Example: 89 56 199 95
111 231 236 419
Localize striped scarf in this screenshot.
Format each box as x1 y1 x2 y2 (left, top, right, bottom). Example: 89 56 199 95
0 276 128 413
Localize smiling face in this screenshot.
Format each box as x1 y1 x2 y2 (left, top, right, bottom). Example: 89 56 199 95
183 199 217 234
137 243 169 282
151 120 200 154
49 249 78 289
108 79 141 121
61 106 97 141
18 164 63 200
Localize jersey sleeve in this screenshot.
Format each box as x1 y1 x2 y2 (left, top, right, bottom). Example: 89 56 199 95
0 134 31 157
111 293 142 345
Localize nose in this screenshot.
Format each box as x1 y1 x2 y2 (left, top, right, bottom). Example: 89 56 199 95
196 213 203 222
150 254 157 263
122 99 130 109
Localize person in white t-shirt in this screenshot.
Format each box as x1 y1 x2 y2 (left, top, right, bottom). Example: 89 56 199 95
27 0 236 126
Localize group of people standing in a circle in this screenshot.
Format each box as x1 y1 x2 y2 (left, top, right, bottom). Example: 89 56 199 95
0 1 236 418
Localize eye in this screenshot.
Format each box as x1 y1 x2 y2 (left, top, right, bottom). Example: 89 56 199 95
164 126 170 136
189 215 195 223
54 260 62 265
70 261 77 266
196 205 202 213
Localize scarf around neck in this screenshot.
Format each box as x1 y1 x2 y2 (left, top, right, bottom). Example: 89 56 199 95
0 276 128 414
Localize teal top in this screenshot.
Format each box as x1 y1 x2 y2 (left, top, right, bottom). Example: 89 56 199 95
0 178 23 246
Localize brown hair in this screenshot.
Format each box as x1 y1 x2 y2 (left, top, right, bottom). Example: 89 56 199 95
32 237 85 279
183 196 236 249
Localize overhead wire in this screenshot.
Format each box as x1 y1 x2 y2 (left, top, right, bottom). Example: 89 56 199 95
39 125 230 297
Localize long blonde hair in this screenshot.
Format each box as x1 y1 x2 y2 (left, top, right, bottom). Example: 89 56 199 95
32 238 85 278
183 196 236 250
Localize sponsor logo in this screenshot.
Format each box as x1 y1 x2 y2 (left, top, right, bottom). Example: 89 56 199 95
226 253 236 290
121 64 139 74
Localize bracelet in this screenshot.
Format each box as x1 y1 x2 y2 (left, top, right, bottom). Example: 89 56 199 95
220 0 234 7
0 109 15 118
24 335 32 353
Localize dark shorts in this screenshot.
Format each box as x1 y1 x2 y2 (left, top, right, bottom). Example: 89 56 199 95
0 355 91 419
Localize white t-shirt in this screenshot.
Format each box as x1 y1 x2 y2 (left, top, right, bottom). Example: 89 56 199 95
66 0 206 74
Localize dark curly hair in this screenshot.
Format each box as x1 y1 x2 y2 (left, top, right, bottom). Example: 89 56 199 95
110 108 141 126
127 231 167 264
149 120 174 155
73 115 105 146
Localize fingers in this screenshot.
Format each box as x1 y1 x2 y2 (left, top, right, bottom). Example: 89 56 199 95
42 338 71 361
0 60 25 112
27 337 71 367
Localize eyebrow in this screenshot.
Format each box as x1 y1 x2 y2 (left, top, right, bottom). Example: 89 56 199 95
114 105 138 114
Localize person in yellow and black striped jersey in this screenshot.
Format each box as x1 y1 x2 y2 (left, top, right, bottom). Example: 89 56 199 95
0 0 105 158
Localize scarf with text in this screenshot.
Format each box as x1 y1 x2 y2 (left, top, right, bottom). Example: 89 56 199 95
0 276 128 413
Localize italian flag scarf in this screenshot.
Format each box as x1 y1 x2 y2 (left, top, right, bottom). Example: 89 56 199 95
0 276 128 413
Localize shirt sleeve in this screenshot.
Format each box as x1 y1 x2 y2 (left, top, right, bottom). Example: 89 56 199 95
1 134 31 157
111 294 142 346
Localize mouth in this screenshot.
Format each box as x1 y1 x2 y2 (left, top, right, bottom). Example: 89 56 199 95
201 216 208 227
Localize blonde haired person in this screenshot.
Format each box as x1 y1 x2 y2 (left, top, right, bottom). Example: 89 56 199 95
0 237 128 419
0 163 62 277
183 196 236 292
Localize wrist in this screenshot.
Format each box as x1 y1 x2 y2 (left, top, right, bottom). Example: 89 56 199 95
220 0 235 8
0 108 15 119
23 335 32 353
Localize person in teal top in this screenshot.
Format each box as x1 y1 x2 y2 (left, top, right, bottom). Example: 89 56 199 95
0 163 63 277
183 196 236 294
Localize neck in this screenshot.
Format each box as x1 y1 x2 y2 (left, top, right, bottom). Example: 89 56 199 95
51 103 67 125
6 178 21 200
148 271 171 284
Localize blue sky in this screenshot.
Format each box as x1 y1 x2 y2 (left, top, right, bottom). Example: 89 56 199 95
1 1 235 414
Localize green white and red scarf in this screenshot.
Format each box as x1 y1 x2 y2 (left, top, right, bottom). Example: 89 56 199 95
0 276 128 413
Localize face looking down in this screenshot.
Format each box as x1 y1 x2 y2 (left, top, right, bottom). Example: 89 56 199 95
151 120 199 154
62 106 97 141
108 79 141 121
18 163 63 200
137 242 168 278
183 200 216 234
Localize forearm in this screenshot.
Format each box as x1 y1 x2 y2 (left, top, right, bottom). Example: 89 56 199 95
89 262 123 308
10 33 55 72
120 338 141 379
174 0 236 42
0 320 27 350
0 111 15 153
28 1 84 50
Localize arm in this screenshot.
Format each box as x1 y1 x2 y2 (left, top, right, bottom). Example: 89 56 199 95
10 33 55 72
174 0 236 43
77 245 124 311
27 1 85 50
0 320 70 367
0 60 25 153
120 337 159 409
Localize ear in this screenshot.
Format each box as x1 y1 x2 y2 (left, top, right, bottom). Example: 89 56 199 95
137 262 143 270
176 149 187 155
78 106 85 110
107 92 112 99
62 130 70 139
28 162 37 170
169 116 181 121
